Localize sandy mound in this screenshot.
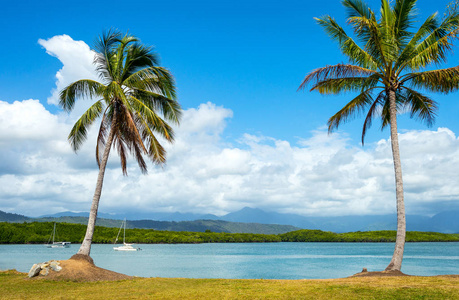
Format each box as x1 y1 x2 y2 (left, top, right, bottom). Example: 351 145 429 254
351 270 409 277
29 254 133 282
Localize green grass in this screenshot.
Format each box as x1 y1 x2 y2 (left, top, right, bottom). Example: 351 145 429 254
1 270 458 299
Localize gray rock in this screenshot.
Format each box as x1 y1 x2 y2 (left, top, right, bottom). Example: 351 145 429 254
28 264 41 278
39 268 49 276
50 261 62 272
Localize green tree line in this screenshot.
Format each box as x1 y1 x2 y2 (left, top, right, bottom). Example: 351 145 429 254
279 230 459 242
1 222 458 244
0 222 281 244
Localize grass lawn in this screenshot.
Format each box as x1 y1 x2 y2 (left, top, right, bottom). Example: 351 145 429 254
1 270 458 299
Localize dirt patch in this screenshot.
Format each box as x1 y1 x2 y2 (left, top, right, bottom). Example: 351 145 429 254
28 255 133 282
351 270 410 277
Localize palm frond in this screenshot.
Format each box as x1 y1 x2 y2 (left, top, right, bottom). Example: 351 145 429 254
393 0 417 45
113 34 138 82
380 95 391 130
114 131 128 175
380 89 409 129
310 76 380 94
130 89 181 124
125 67 176 100
94 30 121 83
93 29 121 55
136 113 167 164
327 89 374 133
314 15 378 69
342 0 375 23
95 112 109 168
404 66 459 93
68 100 104 151
406 12 459 69
121 44 158 82
121 104 148 153
361 91 385 144
59 80 104 112
299 64 376 91
395 13 438 71
130 95 175 141
401 87 438 126
341 0 391 65
104 82 134 111
130 140 148 174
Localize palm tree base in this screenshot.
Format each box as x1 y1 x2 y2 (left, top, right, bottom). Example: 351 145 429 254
70 254 95 266
385 263 399 272
352 269 408 277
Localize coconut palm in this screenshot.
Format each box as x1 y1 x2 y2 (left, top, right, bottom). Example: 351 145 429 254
60 31 181 257
299 0 459 271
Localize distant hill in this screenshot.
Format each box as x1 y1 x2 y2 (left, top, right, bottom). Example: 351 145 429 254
429 211 459 233
222 207 318 229
0 211 299 235
0 211 30 222
129 219 299 234
3 207 458 234
38 211 123 220
220 207 458 234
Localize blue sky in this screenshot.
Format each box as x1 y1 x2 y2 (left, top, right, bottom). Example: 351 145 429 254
1 0 459 217
3 0 457 143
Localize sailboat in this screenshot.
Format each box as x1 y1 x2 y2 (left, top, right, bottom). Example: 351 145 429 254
113 219 141 251
45 223 71 248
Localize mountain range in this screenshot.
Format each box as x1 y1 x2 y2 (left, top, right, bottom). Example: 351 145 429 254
3 207 457 233
0 210 299 234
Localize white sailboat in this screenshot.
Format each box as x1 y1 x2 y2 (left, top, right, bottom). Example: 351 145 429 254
45 223 71 248
113 219 141 251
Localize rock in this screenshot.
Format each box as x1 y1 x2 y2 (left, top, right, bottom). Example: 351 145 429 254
362 268 368 272
28 261 63 278
28 264 41 278
39 268 49 276
50 261 62 272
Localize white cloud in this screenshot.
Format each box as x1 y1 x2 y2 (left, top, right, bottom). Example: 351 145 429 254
0 100 63 142
2 100 459 217
2 34 458 218
38 35 98 110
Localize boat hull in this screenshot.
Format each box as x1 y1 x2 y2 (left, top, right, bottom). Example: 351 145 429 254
46 242 71 248
113 246 139 251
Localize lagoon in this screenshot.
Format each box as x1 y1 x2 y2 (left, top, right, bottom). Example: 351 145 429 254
1 242 457 279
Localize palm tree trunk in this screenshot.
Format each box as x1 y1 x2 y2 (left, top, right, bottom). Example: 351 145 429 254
385 88 406 271
76 114 117 257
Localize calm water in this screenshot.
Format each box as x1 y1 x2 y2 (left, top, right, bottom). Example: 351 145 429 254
0 243 457 279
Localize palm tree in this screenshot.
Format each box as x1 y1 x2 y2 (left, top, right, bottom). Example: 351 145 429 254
60 31 181 258
299 0 459 271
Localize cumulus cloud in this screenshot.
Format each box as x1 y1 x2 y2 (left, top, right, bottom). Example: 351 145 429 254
2 34 458 218
38 35 98 117
1 99 459 217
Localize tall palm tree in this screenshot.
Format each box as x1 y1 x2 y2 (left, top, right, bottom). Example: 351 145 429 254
60 31 181 258
299 0 459 271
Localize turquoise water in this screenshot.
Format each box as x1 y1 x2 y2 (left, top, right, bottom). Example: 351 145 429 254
0 243 457 279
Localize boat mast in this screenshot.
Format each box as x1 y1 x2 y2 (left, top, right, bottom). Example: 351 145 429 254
114 220 123 244
53 223 56 244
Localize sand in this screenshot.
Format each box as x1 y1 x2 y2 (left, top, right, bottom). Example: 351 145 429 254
28 254 133 282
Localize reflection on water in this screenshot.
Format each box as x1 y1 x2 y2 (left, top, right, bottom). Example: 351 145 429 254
0 242 457 279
